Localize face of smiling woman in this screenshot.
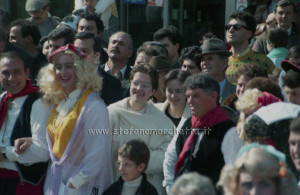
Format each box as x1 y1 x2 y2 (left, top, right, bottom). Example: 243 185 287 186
129 72 154 111
54 54 77 95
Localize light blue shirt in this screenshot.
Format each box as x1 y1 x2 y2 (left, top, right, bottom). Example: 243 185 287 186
219 79 226 96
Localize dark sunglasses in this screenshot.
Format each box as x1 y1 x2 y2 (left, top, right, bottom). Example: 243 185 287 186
224 24 249 31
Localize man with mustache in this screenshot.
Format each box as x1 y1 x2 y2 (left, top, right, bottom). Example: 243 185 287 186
99 31 133 97
25 0 61 37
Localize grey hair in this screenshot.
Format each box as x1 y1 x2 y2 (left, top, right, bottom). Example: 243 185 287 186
169 172 217 195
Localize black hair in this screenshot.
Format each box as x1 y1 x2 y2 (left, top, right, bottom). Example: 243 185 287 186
48 26 76 44
74 32 101 53
0 51 28 70
78 12 104 33
11 19 41 46
178 46 201 69
184 73 220 103
266 28 288 48
153 25 184 53
229 11 257 43
283 70 300 88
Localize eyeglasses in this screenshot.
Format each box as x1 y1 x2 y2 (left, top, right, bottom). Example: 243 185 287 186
130 80 152 89
115 161 135 170
224 24 249 31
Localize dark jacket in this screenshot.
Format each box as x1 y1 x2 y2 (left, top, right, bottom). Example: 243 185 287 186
99 63 131 98
97 65 123 105
1 92 48 185
252 23 300 55
175 117 234 184
102 173 158 195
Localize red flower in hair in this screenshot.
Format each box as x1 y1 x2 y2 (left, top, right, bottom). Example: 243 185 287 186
257 92 282 107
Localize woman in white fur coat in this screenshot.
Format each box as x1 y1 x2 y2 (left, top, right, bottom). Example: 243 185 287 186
108 64 174 195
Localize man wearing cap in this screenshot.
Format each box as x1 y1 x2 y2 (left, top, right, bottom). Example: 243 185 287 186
253 0 300 55
149 55 173 103
0 51 49 194
281 60 300 105
25 0 61 37
198 38 235 103
225 11 275 84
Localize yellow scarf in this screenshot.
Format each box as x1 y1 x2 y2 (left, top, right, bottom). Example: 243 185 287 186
47 90 92 159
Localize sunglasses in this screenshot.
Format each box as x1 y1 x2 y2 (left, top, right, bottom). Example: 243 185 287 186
224 24 249 31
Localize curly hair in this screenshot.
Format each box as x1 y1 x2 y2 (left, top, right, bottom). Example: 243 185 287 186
38 50 102 105
218 147 298 195
178 46 201 69
245 77 283 100
235 88 263 142
235 63 268 83
229 11 257 43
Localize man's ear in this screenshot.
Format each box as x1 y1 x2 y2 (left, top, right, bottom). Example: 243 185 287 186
98 31 102 38
25 68 30 79
128 49 133 58
210 90 218 102
137 162 146 173
45 6 50 12
246 31 253 41
222 58 228 71
175 43 180 52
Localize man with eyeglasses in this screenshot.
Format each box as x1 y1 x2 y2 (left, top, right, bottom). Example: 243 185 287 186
253 0 300 55
225 11 275 84
25 0 61 37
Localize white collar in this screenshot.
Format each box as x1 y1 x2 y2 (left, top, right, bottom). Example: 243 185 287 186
104 63 127 78
123 175 143 186
56 89 82 116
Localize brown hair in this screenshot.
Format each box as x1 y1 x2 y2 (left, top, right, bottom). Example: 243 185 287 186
118 139 150 171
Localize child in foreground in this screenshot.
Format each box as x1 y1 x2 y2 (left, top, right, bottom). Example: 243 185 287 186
103 139 158 195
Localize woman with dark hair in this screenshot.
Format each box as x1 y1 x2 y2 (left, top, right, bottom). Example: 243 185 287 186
156 69 191 127
179 46 202 75
108 64 174 195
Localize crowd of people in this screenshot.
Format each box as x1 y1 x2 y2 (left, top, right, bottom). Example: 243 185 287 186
1 0 300 194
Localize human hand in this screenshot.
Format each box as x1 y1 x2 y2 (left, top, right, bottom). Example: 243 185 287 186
14 137 32 154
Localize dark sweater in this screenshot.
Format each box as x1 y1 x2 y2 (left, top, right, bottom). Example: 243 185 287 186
102 173 158 195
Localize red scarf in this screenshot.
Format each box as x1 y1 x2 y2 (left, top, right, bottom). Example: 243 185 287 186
175 105 229 176
0 79 39 130
191 104 229 129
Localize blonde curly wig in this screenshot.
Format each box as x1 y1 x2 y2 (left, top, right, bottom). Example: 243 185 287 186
38 50 102 105
235 88 263 143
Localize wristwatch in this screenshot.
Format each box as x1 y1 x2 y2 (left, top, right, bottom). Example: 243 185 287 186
1 147 6 159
